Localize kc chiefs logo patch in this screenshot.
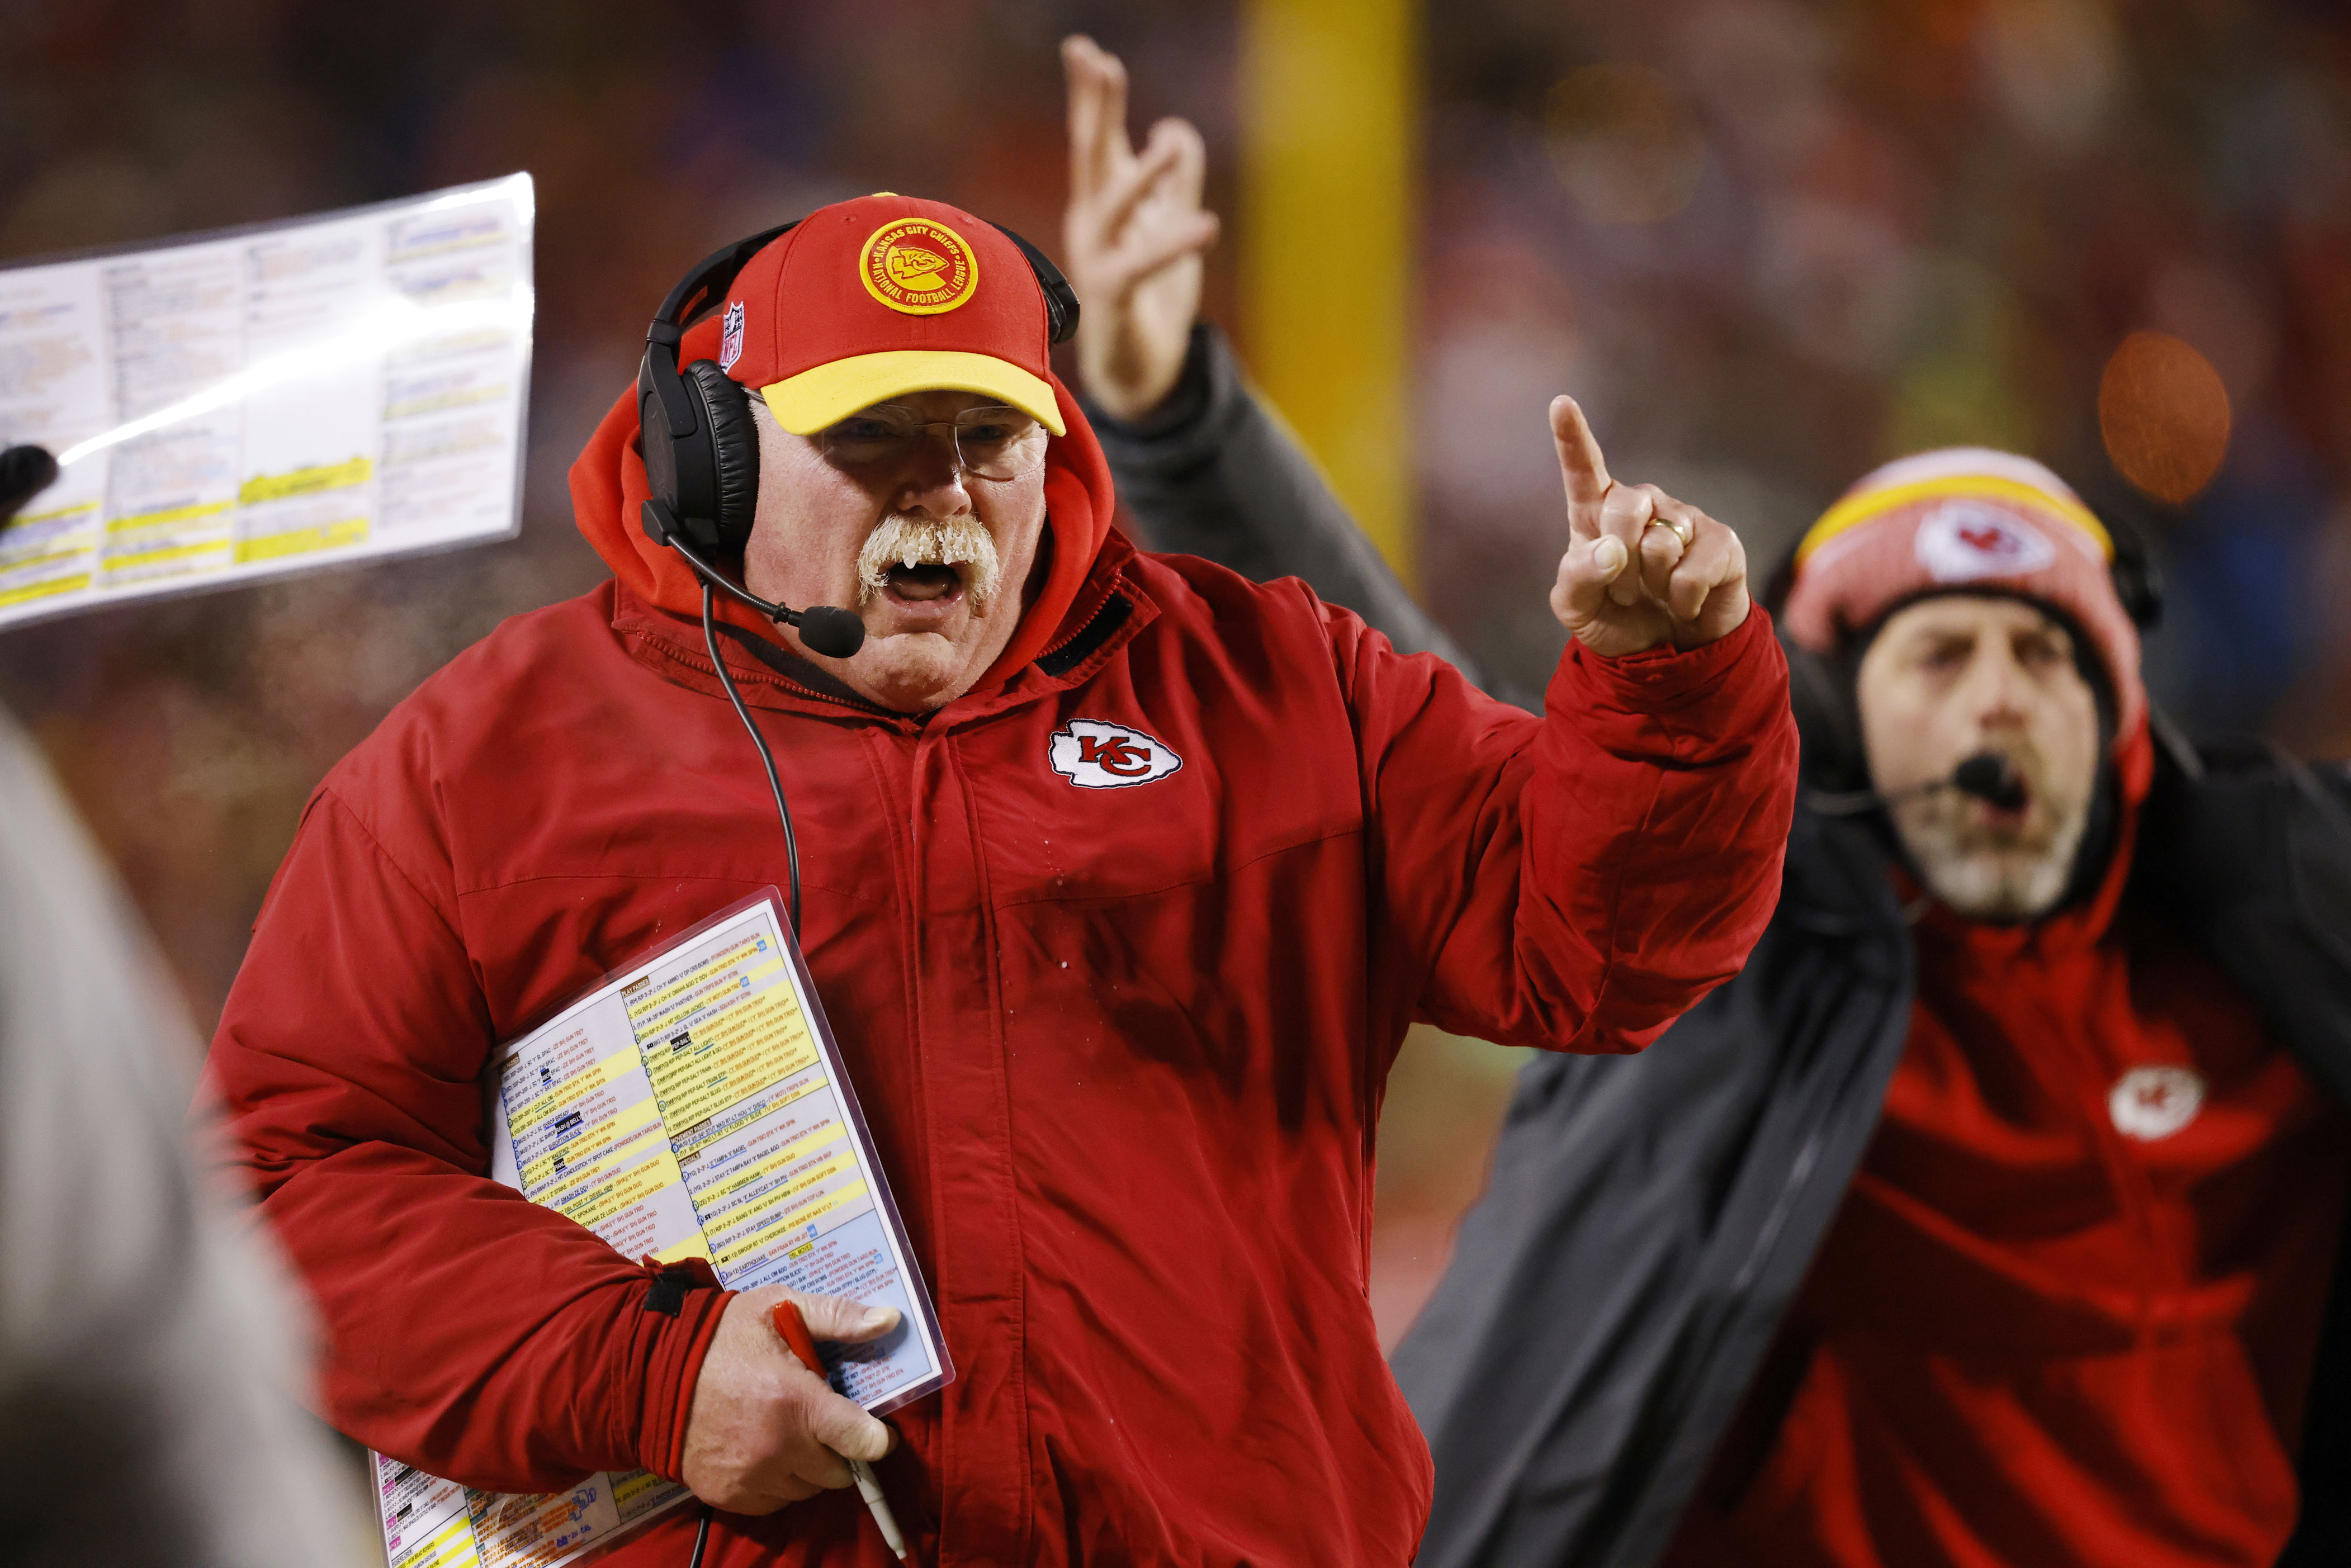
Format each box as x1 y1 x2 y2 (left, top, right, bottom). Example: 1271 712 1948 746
1915 500 2057 584
1048 719 1182 790
859 218 979 316
2108 1064 2205 1141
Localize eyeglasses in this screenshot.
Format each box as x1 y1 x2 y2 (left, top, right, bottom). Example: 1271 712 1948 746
816 404 1047 481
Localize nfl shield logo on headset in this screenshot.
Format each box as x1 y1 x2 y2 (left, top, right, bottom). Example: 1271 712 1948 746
718 301 746 371
1049 719 1182 789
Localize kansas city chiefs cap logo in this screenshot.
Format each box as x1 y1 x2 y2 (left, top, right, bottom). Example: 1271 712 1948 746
1049 719 1182 789
1915 500 2057 583
859 218 980 316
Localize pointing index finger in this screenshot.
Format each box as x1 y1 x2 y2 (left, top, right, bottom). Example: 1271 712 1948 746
1551 395 1612 537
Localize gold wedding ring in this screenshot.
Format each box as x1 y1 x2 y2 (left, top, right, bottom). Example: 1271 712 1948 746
1647 514 1696 548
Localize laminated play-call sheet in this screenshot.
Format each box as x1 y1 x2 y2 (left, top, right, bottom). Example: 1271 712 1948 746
0 172 532 629
372 890 950 1568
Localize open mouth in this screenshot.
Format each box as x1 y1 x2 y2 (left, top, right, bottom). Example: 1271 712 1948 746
1969 775 2034 835
857 514 1000 612
1978 790 2031 827
882 562 966 605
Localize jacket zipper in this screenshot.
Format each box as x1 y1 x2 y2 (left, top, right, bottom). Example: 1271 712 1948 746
1036 581 1124 666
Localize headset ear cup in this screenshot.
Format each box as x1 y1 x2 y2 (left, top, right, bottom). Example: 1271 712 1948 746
1785 636 1870 793
1758 540 1801 618
2110 534 2164 631
684 359 761 553
637 367 677 507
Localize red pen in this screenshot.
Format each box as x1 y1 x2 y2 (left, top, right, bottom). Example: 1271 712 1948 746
770 1299 909 1561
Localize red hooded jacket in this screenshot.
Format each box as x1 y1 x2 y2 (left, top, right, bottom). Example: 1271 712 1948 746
204 364 1797 1567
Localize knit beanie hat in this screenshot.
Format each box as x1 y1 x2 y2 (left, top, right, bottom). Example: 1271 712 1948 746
1779 448 2145 742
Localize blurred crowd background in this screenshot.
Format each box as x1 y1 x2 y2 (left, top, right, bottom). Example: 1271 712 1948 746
2 0 2347 1349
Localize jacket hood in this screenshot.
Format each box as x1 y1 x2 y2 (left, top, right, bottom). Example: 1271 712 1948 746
566 311 1117 693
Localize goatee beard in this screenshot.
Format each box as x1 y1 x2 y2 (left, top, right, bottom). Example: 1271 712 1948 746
1889 745 2090 922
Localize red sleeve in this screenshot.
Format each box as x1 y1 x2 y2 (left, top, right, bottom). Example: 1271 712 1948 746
1344 607 1797 1054
200 788 730 1493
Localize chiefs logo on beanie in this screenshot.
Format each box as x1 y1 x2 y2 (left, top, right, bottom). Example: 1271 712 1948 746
1780 447 2146 742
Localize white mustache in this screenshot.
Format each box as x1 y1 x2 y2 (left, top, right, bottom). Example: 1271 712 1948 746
856 514 1001 607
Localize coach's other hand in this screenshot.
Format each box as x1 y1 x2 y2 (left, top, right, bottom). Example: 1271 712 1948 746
679 1285 900 1513
0 445 57 525
1548 397 1749 657
1062 34 1220 422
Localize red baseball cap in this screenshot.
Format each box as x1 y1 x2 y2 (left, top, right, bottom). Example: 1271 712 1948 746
713 192 1066 437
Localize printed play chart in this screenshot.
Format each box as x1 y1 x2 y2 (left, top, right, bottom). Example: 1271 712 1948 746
373 890 948 1568
0 173 533 628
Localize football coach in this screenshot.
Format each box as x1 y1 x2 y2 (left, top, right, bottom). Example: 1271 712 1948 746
204 191 1797 1567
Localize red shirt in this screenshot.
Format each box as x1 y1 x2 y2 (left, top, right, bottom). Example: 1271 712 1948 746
1668 731 2347 1566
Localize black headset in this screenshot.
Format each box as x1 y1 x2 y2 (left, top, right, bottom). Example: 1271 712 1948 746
635 215 1080 565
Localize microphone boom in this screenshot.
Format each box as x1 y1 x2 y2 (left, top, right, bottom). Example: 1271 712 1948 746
643 499 867 659
1807 750 2027 816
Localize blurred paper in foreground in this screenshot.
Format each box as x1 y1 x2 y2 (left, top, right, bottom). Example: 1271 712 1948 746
0 172 534 629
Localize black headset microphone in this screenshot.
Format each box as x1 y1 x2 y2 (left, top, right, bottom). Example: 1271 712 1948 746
1947 751 2029 811
634 213 1078 949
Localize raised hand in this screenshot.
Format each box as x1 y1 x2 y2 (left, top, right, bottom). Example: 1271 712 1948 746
1547 397 1750 657
1062 34 1221 421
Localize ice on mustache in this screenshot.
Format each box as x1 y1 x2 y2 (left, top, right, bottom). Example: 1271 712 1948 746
857 514 1002 607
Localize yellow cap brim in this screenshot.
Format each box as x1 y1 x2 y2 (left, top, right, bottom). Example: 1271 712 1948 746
761 350 1066 437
